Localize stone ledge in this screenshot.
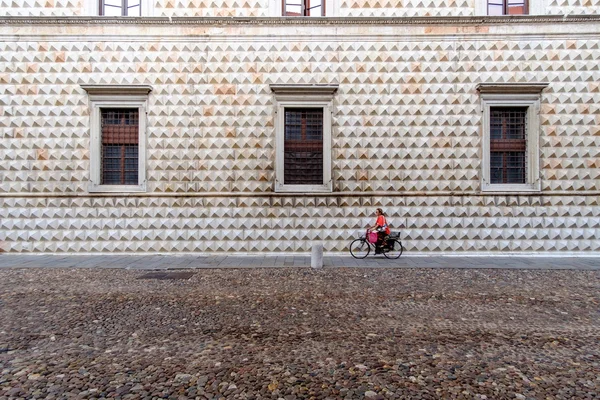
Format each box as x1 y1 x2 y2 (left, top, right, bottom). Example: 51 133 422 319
270 84 339 96
0 191 599 198
81 85 153 96
1 15 600 26
477 82 550 94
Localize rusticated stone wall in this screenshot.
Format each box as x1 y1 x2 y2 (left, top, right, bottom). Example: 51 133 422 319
0 0 599 16
153 0 269 16
0 19 599 253
1 23 599 195
1 195 599 253
338 0 474 17
546 0 600 15
0 0 85 16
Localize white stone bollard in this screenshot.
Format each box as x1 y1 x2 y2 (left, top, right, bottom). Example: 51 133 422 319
311 243 323 269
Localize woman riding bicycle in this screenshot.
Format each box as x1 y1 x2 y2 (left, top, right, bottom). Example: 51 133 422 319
350 208 403 259
368 208 390 252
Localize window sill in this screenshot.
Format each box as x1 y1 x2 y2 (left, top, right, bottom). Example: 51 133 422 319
481 184 541 194
88 183 147 193
275 183 332 193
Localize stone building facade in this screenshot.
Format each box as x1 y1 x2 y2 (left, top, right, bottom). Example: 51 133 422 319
0 2 599 254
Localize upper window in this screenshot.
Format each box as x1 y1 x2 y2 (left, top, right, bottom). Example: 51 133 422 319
478 83 548 193
487 0 528 15
81 85 152 193
271 85 337 193
99 0 141 16
283 0 325 16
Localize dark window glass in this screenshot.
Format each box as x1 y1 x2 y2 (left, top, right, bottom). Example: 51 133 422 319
489 107 527 184
488 0 528 15
506 152 526 183
101 108 139 185
284 108 323 185
283 0 324 16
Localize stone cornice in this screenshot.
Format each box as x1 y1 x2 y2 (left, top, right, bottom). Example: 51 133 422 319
270 84 339 96
1 15 600 26
476 83 550 94
81 85 153 96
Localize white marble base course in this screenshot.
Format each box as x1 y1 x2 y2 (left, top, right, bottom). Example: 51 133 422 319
1 196 599 253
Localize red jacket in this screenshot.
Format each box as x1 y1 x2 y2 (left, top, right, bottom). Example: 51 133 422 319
376 215 391 235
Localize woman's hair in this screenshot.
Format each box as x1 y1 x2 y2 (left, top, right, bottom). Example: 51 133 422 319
376 208 385 216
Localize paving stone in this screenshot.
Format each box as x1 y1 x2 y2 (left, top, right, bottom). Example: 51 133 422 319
0 267 598 398
1 255 600 270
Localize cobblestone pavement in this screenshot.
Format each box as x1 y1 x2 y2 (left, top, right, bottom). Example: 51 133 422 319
1 268 599 399
0 254 599 270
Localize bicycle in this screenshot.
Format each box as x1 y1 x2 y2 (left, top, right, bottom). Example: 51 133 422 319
349 231 404 259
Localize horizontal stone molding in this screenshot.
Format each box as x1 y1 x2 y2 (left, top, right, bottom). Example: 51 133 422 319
270 84 339 96
2 15 600 26
1 192 600 198
477 83 550 94
81 85 153 96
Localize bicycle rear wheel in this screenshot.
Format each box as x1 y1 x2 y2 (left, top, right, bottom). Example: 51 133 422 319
383 239 403 259
350 239 370 259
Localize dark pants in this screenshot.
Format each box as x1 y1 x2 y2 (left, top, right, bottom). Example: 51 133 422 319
376 231 386 249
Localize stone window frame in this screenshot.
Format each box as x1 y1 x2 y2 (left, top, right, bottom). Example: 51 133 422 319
474 0 544 15
282 0 326 16
271 85 337 193
486 0 529 15
82 85 152 193
478 83 548 193
270 0 337 16
85 0 154 16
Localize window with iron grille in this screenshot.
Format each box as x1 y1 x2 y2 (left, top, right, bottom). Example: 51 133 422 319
489 107 527 184
487 0 528 14
284 108 324 185
479 87 544 192
272 86 335 193
101 108 139 185
82 85 150 193
283 0 325 16
99 0 141 16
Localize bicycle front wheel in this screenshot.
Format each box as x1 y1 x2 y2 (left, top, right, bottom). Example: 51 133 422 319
350 239 370 259
383 239 403 259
